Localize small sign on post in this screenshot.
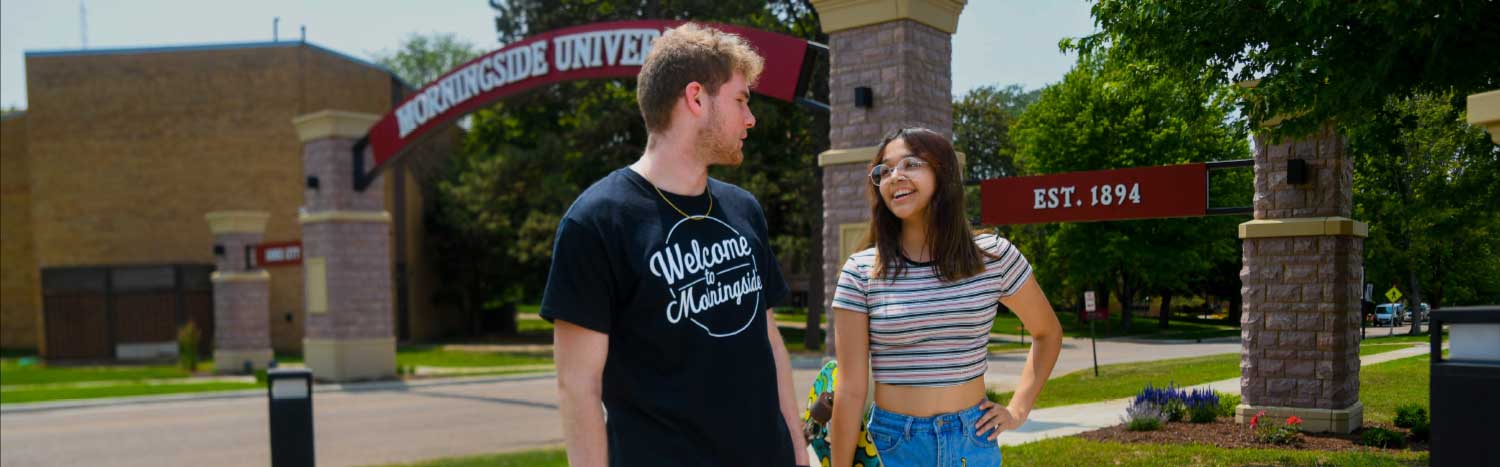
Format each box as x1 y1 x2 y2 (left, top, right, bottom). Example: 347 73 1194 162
1085 291 1101 377
1385 287 1404 304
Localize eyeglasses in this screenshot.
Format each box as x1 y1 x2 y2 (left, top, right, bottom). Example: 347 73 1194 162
869 157 929 186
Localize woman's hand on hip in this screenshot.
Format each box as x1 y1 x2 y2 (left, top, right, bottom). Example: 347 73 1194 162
975 399 1026 441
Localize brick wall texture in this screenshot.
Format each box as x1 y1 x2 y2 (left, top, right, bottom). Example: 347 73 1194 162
1 114 39 348
1253 125 1353 219
213 279 272 350
1241 127 1364 410
1 43 429 351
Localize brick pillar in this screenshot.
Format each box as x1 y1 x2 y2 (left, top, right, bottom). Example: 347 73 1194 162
811 0 966 351
292 110 395 382
1237 124 1367 433
206 211 274 373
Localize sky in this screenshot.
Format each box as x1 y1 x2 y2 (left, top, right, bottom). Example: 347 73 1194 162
0 0 1097 110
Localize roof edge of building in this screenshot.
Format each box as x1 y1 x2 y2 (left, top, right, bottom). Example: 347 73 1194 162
26 41 413 90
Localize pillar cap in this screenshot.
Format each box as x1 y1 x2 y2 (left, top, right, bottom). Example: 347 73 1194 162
811 0 967 34
291 110 380 142
205 211 270 234
1238 216 1368 239
210 270 271 282
1466 89 1500 144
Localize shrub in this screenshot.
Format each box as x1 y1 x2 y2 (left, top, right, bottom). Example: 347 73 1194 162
177 323 202 372
1249 411 1303 445
1359 427 1408 448
1216 391 1242 418
1122 400 1167 431
1410 420 1430 442
1185 389 1220 423
1394 404 1428 428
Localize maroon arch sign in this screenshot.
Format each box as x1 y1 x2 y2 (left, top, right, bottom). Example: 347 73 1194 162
356 20 821 189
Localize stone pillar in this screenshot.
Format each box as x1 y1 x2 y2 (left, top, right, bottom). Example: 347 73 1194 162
1466 90 1500 144
206 210 274 373
1237 124 1368 433
292 110 395 382
811 0 966 350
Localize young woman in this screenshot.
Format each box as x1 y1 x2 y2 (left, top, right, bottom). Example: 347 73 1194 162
829 127 1063 466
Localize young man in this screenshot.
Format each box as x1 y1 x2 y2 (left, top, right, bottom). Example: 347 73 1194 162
541 23 809 467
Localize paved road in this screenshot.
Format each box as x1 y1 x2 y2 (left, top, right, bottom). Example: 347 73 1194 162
0 337 1241 467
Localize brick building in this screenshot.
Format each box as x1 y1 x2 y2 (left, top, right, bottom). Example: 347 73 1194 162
0 41 461 358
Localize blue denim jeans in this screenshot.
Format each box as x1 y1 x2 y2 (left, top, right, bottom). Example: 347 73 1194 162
868 401 1003 466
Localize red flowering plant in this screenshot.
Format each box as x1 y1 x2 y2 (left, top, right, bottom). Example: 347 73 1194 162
1250 410 1303 445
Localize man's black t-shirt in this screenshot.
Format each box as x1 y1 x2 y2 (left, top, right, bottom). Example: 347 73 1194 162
540 167 794 467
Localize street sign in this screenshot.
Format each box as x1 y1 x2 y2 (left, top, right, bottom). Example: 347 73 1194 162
1386 287 1404 304
1082 290 1107 321
980 163 1209 225
1084 290 1102 376
1365 283 1375 302
254 241 304 267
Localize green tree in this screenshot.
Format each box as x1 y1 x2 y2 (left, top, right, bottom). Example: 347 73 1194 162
954 84 1042 181
1350 91 1500 331
372 33 481 86
1079 0 1500 138
1011 50 1250 332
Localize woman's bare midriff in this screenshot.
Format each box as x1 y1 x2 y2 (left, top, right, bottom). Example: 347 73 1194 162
873 377 988 417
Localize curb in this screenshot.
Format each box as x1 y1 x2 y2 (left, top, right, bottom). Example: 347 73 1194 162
0 370 557 414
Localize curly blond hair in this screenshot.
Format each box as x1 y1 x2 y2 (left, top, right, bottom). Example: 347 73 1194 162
636 23 764 133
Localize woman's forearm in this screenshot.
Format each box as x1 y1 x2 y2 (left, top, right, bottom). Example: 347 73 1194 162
1006 331 1061 416
828 388 867 467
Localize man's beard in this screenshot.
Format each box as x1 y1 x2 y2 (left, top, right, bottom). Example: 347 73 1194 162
697 102 742 167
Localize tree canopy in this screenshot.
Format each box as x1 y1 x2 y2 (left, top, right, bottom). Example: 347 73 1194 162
1009 49 1251 331
1079 0 1500 138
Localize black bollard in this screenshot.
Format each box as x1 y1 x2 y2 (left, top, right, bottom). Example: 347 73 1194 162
267 368 315 467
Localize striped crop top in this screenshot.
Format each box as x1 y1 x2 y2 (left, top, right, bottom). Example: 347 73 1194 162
832 234 1033 387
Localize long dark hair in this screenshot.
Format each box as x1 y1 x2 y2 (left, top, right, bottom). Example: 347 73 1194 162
865 127 992 282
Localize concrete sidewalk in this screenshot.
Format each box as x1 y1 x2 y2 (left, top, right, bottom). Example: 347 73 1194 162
995 343 1437 446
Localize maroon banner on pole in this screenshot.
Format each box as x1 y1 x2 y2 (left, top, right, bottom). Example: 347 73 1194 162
365 20 813 174
980 163 1208 225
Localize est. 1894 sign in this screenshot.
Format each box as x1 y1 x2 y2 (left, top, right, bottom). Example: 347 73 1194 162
980 163 1210 225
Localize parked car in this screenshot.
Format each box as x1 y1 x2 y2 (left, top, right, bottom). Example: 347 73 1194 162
1375 303 1403 327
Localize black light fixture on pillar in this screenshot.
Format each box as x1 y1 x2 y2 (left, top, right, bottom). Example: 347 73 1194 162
306 176 320 190
854 86 873 108
213 244 225 256
1287 158 1308 185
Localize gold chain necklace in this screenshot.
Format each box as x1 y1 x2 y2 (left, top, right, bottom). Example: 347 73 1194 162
652 182 712 220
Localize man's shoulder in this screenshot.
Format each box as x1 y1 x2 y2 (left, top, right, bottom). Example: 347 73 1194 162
563 169 641 223
707 178 761 212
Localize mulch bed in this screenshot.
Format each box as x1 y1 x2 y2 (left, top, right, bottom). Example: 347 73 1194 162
1075 418 1428 453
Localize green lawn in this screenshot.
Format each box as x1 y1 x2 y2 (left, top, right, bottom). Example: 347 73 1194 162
992 310 1240 340
1360 353 1431 424
367 434 1427 467
1 361 197 386
1360 329 1448 345
773 307 827 325
1 381 263 404
988 343 1421 409
777 325 823 354
0 345 553 405
367 348 1435 467
517 317 554 334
